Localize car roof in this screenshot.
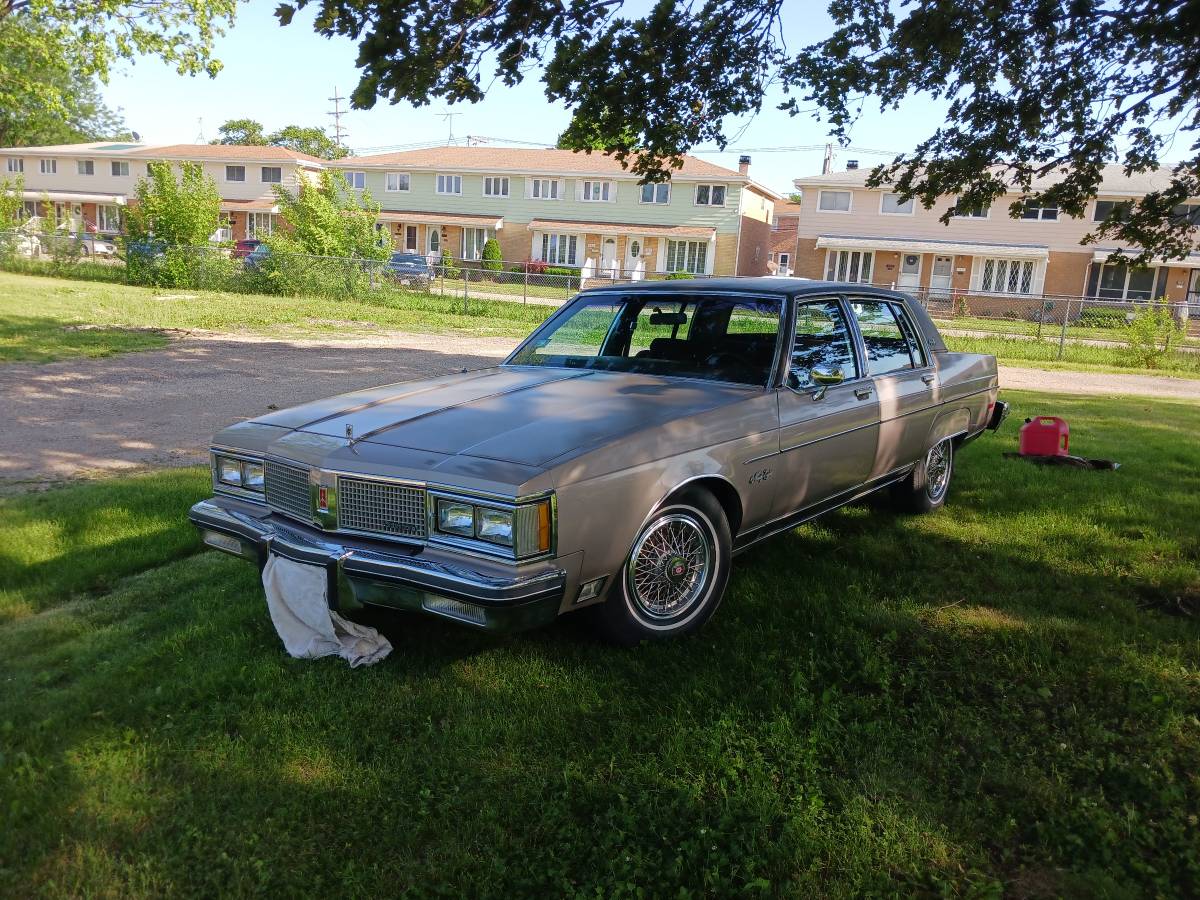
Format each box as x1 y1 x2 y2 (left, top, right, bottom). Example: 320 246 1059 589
579 276 910 301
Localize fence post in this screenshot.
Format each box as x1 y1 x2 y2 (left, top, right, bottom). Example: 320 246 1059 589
463 265 469 314
1057 297 1073 360
523 266 528 305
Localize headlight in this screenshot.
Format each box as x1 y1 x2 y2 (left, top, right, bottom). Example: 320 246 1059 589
476 507 513 546
213 453 264 494
436 499 474 536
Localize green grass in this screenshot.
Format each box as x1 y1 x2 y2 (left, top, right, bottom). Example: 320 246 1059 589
1 391 1198 895
0 271 551 363
945 333 1200 378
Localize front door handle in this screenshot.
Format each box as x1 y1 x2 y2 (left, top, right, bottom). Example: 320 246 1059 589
854 388 873 401
921 374 937 385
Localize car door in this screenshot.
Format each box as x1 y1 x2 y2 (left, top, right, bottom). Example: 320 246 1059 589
845 297 939 476
772 297 880 519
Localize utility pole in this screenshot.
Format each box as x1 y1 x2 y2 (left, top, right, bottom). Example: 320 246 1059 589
195 117 205 143
328 87 349 149
438 112 461 145
821 142 833 175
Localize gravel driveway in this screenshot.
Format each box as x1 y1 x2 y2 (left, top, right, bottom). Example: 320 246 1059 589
1 332 1195 484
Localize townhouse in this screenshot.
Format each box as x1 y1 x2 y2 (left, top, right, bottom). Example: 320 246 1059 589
768 199 802 276
0 142 323 241
792 164 1200 306
330 147 780 277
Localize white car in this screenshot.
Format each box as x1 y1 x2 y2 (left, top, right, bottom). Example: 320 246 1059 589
81 234 117 256
5 233 41 257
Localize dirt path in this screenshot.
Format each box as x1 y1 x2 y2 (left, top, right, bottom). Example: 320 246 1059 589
1 331 1195 484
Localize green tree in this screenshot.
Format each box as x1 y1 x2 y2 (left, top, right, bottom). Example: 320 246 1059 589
277 0 1200 264
269 170 387 260
268 125 349 160
0 174 24 229
126 161 222 248
212 118 268 146
1 2 236 146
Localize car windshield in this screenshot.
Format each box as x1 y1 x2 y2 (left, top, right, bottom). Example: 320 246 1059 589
508 293 783 386
391 253 425 265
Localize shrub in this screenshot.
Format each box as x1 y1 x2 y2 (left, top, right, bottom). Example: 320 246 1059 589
665 272 693 280
1077 306 1129 329
517 259 548 275
440 248 460 279
544 265 581 278
953 294 971 317
1122 299 1185 369
481 238 502 273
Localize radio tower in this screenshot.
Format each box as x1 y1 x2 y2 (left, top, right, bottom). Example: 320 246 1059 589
328 87 349 149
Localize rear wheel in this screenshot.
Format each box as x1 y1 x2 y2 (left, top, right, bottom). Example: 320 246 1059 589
592 490 731 645
892 437 954 513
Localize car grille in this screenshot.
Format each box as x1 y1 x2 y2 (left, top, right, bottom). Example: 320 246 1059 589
264 459 312 521
337 476 427 539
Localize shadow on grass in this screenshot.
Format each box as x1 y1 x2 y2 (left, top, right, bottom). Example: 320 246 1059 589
0 313 170 364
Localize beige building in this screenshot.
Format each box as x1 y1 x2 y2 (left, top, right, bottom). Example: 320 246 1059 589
791 165 1200 306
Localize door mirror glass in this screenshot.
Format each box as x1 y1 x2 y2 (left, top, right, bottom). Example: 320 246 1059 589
811 367 844 386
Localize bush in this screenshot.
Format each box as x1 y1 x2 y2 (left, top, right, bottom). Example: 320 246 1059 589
665 272 693 280
517 259 548 275
1122 299 1185 369
440 248 460 279
481 238 502 273
544 265 581 278
1077 306 1129 329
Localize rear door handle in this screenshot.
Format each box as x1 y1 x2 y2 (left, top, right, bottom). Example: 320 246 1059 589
921 374 936 385
854 388 873 400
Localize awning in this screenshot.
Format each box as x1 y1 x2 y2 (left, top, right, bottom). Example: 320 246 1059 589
816 234 1049 261
220 199 280 213
22 190 125 205
377 210 503 229
1091 249 1200 269
528 219 716 239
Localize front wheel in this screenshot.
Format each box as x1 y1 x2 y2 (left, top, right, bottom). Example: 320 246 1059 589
592 490 732 646
892 437 954 513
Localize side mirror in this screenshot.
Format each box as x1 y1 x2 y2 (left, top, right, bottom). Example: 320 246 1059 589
811 367 845 386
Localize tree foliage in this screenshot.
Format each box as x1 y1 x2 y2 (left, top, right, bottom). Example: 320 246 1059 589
268 170 388 260
0 1 236 146
126 160 222 247
212 119 349 159
0 175 24 229
278 0 1200 261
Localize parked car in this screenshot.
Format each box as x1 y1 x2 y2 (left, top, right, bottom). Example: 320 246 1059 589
233 239 262 259
81 234 117 257
381 251 432 288
189 279 1008 644
3 233 40 258
243 243 271 271
126 238 167 261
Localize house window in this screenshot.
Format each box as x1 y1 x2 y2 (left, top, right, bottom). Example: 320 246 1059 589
640 183 670 204
77 160 95 176
404 225 418 252
1093 200 1132 222
665 240 708 274
880 193 914 215
54 202 69 225
385 172 410 192
462 227 491 260
1096 263 1155 300
483 176 509 197
344 171 366 190
953 199 989 218
437 174 462 195
1170 203 1200 225
97 204 121 233
824 249 873 283
40 159 57 175
226 165 246 182
978 258 1037 294
1021 200 1058 220
539 233 578 266
817 190 851 212
261 166 282 184
529 178 560 200
111 161 130 176
693 184 726 206
20 201 37 220
581 180 613 202
247 212 275 239
6 158 23 173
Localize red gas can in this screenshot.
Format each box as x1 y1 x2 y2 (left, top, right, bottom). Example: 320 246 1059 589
1019 416 1070 457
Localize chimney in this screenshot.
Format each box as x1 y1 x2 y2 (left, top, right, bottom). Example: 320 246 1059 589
846 159 859 170
738 154 751 175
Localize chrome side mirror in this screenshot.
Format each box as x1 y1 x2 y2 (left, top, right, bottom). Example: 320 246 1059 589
810 367 843 401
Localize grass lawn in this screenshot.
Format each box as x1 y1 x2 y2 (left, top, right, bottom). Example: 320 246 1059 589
944 332 1200 378
1 390 1198 895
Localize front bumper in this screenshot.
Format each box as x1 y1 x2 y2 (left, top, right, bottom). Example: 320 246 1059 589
189 497 567 633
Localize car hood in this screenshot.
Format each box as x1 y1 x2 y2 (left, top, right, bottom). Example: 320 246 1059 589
249 366 756 470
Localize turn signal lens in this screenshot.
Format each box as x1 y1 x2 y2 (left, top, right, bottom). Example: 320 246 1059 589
536 500 551 553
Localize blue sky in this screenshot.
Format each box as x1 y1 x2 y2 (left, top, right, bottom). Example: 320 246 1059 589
102 2 951 195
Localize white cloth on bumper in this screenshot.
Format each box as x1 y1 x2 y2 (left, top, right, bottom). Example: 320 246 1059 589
261 554 392 667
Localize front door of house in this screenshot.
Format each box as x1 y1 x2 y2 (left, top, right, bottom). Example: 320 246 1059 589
1189 269 1200 302
930 255 953 293
600 237 618 276
897 253 921 288
626 236 644 280
778 252 791 275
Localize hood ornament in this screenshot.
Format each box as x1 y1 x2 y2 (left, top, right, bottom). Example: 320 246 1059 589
345 422 359 451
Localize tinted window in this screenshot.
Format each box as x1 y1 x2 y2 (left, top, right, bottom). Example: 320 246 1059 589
849 301 916 375
509 294 782 386
790 301 857 389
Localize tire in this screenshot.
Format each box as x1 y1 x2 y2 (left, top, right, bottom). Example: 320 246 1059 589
591 489 732 646
892 437 954 513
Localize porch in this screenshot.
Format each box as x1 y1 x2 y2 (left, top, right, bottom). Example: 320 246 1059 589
525 219 718 281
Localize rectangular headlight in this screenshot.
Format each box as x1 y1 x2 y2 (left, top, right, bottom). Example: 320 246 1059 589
431 493 553 558
436 499 475 537
244 462 264 491
476 506 513 546
214 453 264 493
217 456 243 486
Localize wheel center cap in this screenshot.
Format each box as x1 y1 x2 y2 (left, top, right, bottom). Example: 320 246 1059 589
665 556 688 584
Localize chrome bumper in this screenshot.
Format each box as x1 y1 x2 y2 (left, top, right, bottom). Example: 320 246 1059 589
188 497 567 632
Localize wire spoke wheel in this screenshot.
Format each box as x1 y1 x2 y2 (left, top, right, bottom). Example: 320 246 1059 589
925 439 952 502
626 513 713 620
